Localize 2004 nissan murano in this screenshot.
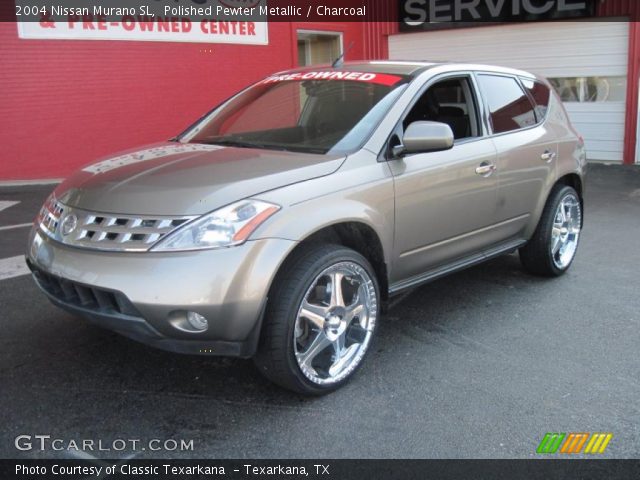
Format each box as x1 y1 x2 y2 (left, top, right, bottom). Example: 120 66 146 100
27 61 586 394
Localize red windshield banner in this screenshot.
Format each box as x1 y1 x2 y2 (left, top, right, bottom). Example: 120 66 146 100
260 71 404 87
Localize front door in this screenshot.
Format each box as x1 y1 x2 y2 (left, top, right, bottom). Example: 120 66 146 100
389 75 500 284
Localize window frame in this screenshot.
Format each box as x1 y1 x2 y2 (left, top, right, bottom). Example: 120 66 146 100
473 71 545 138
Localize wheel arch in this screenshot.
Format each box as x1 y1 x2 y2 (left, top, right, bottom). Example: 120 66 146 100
526 171 585 240
556 173 583 200
555 172 584 227
268 221 390 306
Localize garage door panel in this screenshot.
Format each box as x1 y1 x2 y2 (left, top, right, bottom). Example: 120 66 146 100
567 104 625 133
582 139 625 149
568 112 625 124
397 48 627 61
389 22 629 162
567 102 627 112
575 124 625 139
389 22 629 78
586 149 624 162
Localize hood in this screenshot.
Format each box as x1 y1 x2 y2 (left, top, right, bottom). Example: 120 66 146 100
54 142 345 216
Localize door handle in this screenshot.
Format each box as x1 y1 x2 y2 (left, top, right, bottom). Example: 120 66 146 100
541 151 556 163
475 162 497 176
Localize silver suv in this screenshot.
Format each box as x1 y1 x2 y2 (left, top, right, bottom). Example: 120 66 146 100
27 62 586 394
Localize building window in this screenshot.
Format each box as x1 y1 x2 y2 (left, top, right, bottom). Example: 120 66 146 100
548 76 627 103
297 32 342 66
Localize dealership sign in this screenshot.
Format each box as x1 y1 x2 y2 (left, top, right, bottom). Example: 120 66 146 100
260 71 405 86
399 0 597 31
16 0 268 44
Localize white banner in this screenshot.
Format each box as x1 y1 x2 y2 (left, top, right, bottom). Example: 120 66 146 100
16 0 268 45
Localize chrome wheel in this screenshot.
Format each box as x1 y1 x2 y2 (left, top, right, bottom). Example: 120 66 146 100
551 193 581 269
293 261 377 385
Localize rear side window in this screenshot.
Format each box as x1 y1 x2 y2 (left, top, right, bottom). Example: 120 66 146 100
478 75 537 134
521 78 551 121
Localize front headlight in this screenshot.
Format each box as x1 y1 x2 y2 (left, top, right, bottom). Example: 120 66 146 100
150 199 280 252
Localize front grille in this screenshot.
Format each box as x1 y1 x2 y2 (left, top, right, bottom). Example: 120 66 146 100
38 196 64 238
71 213 190 249
30 264 141 318
38 198 195 252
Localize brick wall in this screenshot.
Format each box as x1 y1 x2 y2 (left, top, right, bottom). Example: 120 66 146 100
0 21 380 179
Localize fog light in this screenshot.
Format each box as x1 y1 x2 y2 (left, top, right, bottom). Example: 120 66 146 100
186 312 208 331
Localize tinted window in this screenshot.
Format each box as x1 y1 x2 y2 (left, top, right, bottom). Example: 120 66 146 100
522 78 551 121
478 75 537 134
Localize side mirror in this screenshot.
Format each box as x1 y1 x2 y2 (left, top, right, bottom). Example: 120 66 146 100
392 121 455 157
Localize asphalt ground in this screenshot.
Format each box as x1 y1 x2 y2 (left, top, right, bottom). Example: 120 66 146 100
0 164 638 459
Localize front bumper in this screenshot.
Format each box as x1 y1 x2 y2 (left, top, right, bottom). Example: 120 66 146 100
27 227 296 357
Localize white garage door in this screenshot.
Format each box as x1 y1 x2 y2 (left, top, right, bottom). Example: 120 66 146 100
389 22 629 162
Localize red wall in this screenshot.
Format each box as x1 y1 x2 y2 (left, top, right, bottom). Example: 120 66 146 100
0 21 384 180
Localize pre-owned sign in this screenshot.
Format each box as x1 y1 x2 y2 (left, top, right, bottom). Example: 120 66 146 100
399 0 596 31
16 0 268 44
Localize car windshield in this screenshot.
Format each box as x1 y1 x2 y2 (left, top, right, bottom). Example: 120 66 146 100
181 71 409 155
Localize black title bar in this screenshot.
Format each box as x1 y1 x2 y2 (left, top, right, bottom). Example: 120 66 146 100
3 0 621 24
3 459 640 480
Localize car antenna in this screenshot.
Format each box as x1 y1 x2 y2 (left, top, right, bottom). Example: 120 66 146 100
332 41 354 68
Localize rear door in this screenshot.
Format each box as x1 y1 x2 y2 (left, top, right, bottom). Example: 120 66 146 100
476 73 557 241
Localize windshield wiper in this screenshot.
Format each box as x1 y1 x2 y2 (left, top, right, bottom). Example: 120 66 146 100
206 139 291 152
203 138 326 154
205 139 258 149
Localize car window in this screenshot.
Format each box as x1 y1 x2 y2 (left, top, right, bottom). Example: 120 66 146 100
219 82 304 134
403 77 479 140
521 78 551 122
183 73 409 155
478 75 537 134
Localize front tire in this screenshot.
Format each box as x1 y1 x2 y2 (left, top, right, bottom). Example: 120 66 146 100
254 244 380 395
520 185 582 277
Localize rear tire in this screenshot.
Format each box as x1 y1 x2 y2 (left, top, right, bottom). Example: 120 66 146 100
254 244 380 395
520 185 582 277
